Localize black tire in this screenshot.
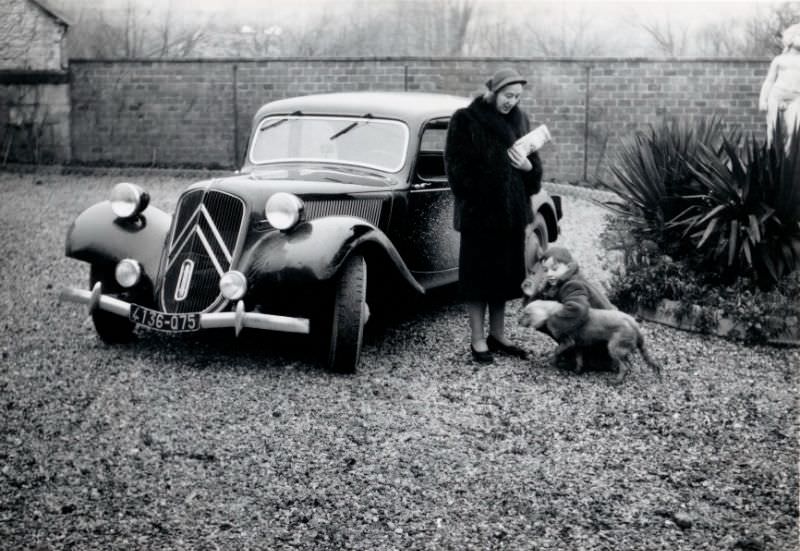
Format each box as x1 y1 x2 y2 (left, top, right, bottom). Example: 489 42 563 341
531 213 550 251
89 265 136 344
324 254 367 374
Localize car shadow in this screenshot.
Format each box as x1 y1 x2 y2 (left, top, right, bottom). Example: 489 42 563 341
365 283 463 337
123 284 465 373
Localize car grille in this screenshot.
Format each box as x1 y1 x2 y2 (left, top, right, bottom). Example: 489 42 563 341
304 199 383 226
159 190 247 313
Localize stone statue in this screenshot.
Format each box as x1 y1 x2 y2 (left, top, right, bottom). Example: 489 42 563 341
758 23 800 148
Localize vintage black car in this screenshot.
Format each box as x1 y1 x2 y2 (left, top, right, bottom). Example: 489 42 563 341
60 92 562 373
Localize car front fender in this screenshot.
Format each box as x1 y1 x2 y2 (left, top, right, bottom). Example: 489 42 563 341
65 201 171 281
532 190 561 243
239 216 424 294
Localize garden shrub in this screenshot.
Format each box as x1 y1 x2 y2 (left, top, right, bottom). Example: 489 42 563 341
601 226 800 344
599 116 800 344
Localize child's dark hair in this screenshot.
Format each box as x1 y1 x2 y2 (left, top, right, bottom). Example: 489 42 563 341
543 246 578 267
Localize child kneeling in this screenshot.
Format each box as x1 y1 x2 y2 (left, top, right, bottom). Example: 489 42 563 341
523 246 616 371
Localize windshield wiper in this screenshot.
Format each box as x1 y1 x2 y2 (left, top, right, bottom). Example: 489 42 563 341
329 113 373 141
259 110 302 132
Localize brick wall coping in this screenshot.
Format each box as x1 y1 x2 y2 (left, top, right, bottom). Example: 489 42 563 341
0 69 70 84
69 56 774 64
0 164 613 201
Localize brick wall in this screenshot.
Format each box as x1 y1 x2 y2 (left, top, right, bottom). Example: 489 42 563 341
69 58 771 181
71 62 236 167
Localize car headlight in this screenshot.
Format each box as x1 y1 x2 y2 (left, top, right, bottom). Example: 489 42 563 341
219 270 247 300
115 258 142 288
265 192 304 231
110 182 150 219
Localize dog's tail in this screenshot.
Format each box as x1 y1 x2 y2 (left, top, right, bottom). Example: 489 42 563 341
636 327 662 381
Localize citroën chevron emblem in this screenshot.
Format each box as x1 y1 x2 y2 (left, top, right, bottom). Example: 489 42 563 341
167 203 234 277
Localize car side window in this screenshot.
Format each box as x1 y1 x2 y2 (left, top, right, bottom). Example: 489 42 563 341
416 120 448 182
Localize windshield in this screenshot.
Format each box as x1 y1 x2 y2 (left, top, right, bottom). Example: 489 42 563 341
249 115 409 173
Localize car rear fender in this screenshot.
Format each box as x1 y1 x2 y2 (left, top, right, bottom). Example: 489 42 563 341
240 216 424 293
65 201 171 281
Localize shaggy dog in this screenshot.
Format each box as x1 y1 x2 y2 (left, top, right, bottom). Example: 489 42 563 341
518 299 662 384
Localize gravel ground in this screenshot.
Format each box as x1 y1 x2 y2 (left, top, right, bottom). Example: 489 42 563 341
1 171 797 551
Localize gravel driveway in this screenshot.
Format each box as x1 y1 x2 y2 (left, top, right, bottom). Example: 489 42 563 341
1 171 797 550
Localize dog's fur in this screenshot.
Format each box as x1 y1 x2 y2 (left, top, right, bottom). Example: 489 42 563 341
518 299 662 383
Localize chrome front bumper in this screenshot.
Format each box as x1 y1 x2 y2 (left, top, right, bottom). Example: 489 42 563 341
59 282 310 335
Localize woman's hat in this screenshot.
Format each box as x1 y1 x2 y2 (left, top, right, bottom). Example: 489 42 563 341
486 68 527 93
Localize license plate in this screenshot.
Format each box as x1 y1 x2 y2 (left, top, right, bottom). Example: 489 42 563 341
129 305 200 332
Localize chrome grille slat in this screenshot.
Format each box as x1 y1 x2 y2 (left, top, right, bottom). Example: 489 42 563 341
159 191 246 314
304 199 382 226
173 189 203 235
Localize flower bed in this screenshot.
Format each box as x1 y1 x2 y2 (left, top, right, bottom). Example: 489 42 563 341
638 299 800 346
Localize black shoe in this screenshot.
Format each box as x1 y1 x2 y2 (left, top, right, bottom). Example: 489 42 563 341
471 345 494 364
487 335 528 359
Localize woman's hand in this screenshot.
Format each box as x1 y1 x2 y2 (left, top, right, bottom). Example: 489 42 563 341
508 147 532 172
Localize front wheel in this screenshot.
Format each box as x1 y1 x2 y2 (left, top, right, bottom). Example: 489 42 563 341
324 254 368 374
90 265 136 344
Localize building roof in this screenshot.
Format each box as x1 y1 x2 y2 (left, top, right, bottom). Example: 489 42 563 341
29 0 70 27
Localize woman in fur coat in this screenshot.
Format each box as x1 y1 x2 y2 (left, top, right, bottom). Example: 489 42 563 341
445 67 543 363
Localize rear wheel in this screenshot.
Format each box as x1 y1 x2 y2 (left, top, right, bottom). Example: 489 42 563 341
323 254 368 374
89 265 136 343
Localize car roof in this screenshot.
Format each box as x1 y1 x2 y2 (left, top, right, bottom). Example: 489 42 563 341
252 92 472 127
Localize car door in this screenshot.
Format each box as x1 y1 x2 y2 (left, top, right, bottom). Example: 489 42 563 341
396 118 460 288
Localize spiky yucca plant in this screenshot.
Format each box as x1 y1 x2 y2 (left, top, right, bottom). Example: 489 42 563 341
599 116 735 254
668 121 800 286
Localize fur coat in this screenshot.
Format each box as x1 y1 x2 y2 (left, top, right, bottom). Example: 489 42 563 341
445 96 543 301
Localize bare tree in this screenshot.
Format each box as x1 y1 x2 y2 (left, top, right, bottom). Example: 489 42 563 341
51 0 798 59
521 4 613 57
444 0 476 56
157 1 208 58
639 15 690 57
54 0 207 59
696 2 800 57
122 1 141 57
696 21 745 57
307 0 476 57
471 18 523 57
321 0 475 57
742 1 800 55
